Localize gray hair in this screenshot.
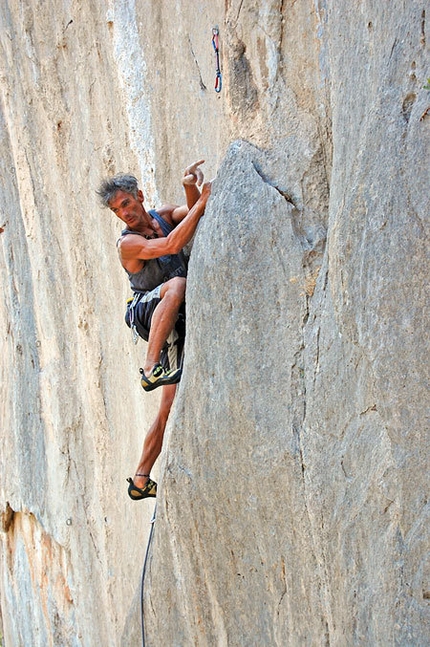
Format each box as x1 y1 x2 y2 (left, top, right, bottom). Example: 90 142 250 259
96 174 139 207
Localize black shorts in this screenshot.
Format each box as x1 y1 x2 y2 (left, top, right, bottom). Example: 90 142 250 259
125 287 185 371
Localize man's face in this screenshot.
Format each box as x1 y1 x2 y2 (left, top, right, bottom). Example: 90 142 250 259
109 189 145 228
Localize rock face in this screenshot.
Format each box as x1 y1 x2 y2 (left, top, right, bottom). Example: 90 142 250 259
0 1 428 646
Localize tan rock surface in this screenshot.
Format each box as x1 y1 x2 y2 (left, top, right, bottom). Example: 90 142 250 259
0 1 428 645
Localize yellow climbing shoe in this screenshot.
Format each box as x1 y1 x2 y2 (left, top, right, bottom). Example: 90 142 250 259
140 364 182 392
127 476 157 500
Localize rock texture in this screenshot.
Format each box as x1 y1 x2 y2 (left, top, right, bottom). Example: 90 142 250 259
0 1 429 646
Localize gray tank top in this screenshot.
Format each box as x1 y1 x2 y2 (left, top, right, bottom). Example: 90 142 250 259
118 210 188 293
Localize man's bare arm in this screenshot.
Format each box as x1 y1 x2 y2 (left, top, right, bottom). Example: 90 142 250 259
168 159 205 225
119 182 212 262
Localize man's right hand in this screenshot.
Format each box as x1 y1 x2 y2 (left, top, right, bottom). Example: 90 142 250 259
200 181 212 203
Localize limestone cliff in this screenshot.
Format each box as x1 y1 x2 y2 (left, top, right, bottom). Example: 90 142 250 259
0 1 428 646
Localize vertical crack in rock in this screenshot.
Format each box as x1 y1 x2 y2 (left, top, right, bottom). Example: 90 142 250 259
230 0 245 28
389 37 399 60
188 36 207 91
279 0 285 50
315 123 332 202
276 555 288 618
314 325 321 380
291 296 309 479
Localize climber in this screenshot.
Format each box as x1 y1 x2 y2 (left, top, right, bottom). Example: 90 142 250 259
97 161 212 499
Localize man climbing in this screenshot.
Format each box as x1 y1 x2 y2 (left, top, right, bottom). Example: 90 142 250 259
97 161 211 499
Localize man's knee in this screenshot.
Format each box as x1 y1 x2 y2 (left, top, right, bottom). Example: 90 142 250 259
161 276 186 303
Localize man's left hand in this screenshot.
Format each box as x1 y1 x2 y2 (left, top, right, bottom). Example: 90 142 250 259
182 159 205 187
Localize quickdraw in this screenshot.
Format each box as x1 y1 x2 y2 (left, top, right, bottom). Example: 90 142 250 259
212 27 222 93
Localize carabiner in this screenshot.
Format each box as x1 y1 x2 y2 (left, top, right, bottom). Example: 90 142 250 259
212 27 219 52
215 71 222 93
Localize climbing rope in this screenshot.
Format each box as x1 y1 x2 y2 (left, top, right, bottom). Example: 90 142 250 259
140 505 157 647
212 27 222 92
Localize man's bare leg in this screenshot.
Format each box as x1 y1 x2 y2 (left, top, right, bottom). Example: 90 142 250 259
133 383 177 489
143 277 186 376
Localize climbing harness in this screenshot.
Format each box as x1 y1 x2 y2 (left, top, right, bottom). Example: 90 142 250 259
141 505 157 647
212 27 222 92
